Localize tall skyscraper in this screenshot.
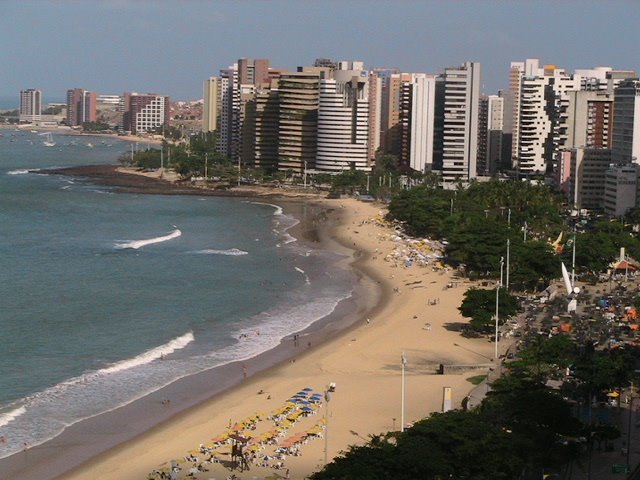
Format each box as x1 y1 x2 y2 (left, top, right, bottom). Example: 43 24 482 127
122 93 170 134
277 70 324 172
398 74 436 173
566 90 614 149
477 95 504 176
238 58 270 86
436 61 481 182
217 66 236 157
202 76 219 132
511 63 580 174
316 63 370 172
367 71 382 163
380 71 409 156
243 80 280 171
612 79 640 164
508 59 543 167
19 88 42 123
66 88 97 126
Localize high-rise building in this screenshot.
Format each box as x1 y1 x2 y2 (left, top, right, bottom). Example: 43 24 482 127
477 95 504 176
566 148 613 210
508 59 543 166
398 74 436 173
367 71 382 163
66 88 97 126
316 63 370 172
122 93 170 134
379 71 409 156
612 79 640 164
513 64 580 174
238 58 270 86
604 163 639 217
19 89 42 123
243 81 280 171
277 70 323 172
217 65 237 158
566 91 614 149
436 61 481 182
202 76 219 132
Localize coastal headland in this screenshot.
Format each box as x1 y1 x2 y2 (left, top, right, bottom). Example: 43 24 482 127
1 166 496 480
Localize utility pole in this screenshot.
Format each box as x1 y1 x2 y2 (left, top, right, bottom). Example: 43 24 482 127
506 238 510 290
401 353 407 432
495 257 504 359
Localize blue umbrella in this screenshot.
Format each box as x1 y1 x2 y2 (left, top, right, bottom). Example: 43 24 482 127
302 407 313 412
302 387 313 392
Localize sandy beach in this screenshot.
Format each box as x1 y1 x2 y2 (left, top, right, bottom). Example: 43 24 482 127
1 169 497 480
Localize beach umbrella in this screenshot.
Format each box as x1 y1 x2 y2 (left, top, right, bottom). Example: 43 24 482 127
302 406 313 412
302 387 313 392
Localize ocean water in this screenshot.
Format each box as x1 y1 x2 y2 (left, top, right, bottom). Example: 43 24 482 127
0 130 353 459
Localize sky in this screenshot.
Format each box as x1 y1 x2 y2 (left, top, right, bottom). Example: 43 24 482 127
1 0 639 103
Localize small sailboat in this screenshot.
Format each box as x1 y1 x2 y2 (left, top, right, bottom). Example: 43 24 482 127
41 132 56 147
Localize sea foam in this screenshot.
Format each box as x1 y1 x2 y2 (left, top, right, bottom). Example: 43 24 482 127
99 331 194 375
249 201 283 216
192 248 248 256
0 406 26 428
114 227 182 250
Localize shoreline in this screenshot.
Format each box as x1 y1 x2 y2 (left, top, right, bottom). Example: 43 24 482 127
1 124 164 146
0 173 383 480
1 166 496 479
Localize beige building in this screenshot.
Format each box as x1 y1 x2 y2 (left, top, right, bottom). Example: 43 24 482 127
202 76 219 132
277 70 324 172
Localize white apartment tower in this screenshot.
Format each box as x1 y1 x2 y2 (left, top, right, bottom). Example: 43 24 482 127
316 63 370 171
399 74 436 172
513 63 580 173
202 76 219 132
439 62 481 182
509 59 543 166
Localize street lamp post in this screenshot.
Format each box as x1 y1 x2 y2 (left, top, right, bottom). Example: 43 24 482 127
506 238 510 290
495 257 504 360
303 160 307 188
401 353 407 432
324 382 336 466
626 392 637 468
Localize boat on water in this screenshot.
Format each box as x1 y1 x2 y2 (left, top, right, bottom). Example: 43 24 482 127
86 142 94 148
41 132 56 147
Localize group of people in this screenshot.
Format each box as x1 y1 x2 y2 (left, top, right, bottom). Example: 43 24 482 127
148 389 325 479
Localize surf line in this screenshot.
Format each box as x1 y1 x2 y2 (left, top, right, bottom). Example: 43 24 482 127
115 226 181 250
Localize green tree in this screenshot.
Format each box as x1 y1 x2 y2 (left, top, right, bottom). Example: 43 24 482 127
310 411 529 480
459 288 520 332
479 375 582 470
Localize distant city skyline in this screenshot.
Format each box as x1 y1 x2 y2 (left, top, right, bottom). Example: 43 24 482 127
2 1 638 101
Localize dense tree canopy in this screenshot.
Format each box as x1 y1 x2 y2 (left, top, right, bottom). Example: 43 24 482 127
458 287 520 332
387 179 640 285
